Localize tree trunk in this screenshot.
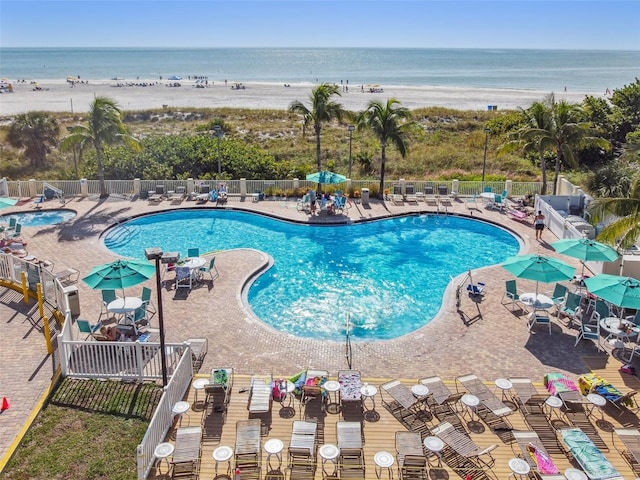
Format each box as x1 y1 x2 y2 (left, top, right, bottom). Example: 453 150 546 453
378 143 387 199
96 147 108 198
553 150 562 195
539 149 547 195
315 124 322 172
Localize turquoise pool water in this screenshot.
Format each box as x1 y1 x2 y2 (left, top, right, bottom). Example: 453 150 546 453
0 209 76 227
103 210 520 341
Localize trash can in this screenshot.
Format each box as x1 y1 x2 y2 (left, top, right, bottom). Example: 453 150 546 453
63 285 80 317
361 188 370 205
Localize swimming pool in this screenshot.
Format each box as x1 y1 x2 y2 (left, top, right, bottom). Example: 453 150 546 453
103 210 520 341
0 209 76 227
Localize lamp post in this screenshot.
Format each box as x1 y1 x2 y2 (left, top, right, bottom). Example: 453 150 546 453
481 127 490 185
144 247 169 387
212 125 223 176
347 125 355 179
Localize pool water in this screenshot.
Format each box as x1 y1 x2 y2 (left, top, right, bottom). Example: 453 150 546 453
0 209 76 227
103 210 520 341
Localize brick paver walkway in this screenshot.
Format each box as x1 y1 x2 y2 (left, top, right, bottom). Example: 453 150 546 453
0 194 611 467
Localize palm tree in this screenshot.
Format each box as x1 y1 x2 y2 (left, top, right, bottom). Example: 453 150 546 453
356 98 414 198
288 83 346 172
589 178 640 250
61 96 140 198
499 101 553 194
7 112 60 169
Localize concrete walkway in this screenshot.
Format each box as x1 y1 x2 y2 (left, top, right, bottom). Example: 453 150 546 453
0 193 621 468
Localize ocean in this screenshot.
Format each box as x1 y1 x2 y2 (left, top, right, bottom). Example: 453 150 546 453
1 47 639 93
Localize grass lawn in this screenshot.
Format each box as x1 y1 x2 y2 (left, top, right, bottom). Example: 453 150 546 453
2 378 163 480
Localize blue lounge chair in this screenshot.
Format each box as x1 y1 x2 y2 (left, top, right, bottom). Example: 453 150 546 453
466 282 486 296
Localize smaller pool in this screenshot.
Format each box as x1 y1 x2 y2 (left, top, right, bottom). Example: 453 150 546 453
0 209 76 227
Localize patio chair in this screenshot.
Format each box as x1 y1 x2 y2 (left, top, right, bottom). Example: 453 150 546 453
466 193 479 210
466 280 485 296
140 286 156 320
338 370 362 419
528 311 552 334
512 430 560 475
76 319 102 340
100 289 118 321
381 379 420 423
337 421 365 478
205 368 233 419
170 186 186 202
420 376 466 433
431 421 497 469
247 375 272 414
148 185 165 203
574 315 602 351
199 256 219 281
405 185 418 204
395 431 427 480
175 266 193 289
171 426 202 479
187 248 200 258
438 185 452 206
8 223 22 239
614 429 640 473
508 377 549 414
455 373 512 418
392 185 404 205
288 420 317 476
559 291 583 328
501 279 524 311
492 194 506 211
235 419 262 479
547 283 568 312
590 298 611 323
560 428 622 480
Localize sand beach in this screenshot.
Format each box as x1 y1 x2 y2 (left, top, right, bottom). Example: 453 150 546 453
0 78 595 116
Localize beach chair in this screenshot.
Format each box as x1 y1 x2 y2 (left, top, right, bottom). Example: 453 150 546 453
405 185 418 204
235 420 262 479
431 421 497 469
392 185 404 205
512 430 560 475
338 370 362 419
206 367 233 413
195 185 210 203
507 208 529 223
395 431 427 480
614 429 640 473
381 379 420 423
337 421 365 478
288 420 317 477
560 428 623 480
169 186 186 203
438 185 451 206
247 375 272 414
420 376 466 433
455 373 513 434
171 426 202 479
424 185 438 206
148 185 165 203
466 280 485 296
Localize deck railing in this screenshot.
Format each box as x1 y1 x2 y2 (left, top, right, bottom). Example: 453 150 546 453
136 343 193 480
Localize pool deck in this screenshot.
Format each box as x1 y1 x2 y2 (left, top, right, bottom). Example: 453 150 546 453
2 193 639 475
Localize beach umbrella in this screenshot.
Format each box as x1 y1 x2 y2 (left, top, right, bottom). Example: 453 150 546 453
583 274 640 309
306 171 347 185
551 238 619 276
0 197 18 210
501 254 575 293
82 259 155 291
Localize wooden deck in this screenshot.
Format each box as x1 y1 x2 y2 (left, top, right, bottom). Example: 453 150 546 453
151 369 640 480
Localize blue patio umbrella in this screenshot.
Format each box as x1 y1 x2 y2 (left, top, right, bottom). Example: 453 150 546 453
501 254 575 294
306 171 347 185
82 259 155 291
583 274 640 309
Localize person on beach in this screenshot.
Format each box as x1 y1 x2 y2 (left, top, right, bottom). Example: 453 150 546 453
534 210 545 240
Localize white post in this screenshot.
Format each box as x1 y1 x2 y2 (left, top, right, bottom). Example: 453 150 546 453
505 179 512 198
133 178 141 196
240 178 247 196
28 179 38 198
80 178 89 197
187 178 194 195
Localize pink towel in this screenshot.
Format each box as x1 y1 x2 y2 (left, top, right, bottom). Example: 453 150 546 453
527 443 559 474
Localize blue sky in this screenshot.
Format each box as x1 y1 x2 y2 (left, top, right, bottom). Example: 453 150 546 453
2 0 639 50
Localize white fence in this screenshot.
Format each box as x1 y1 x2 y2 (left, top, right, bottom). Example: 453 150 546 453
136 344 193 480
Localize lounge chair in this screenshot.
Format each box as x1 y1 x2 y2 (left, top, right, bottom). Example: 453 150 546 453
338 370 362 419
235 419 262 479
577 373 639 413
148 185 165 203
395 431 427 480
169 186 186 203
337 421 365 478
438 185 451 206
507 209 529 223
424 185 438 206
508 377 549 415
455 374 513 434
501 279 524 311
614 429 640 472
248 375 273 415
392 185 404 205
431 421 497 469
512 430 560 475
195 185 210 203
560 428 623 480
171 426 202 479
53 268 80 286
514 386 564 455
466 281 485 296
301 369 328 414
206 367 233 413
420 376 466 433
405 185 418 204
381 379 420 422
288 420 317 477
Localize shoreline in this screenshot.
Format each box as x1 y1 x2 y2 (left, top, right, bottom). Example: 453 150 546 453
0 78 600 116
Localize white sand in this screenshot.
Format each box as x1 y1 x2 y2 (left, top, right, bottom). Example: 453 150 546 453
0 78 596 116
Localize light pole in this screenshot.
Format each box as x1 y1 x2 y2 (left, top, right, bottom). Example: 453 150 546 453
481 127 490 185
144 247 171 387
347 125 355 179
212 125 223 176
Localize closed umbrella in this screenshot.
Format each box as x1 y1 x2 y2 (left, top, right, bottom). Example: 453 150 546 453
82 259 155 291
551 238 619 277
501 254 575 294
583 274 640 309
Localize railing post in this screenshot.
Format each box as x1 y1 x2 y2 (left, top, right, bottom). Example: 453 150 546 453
505 179 512 198
80 178 88 197
28 178 38 198
133 178 141 197
135 341 144 382
240 178 247 196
